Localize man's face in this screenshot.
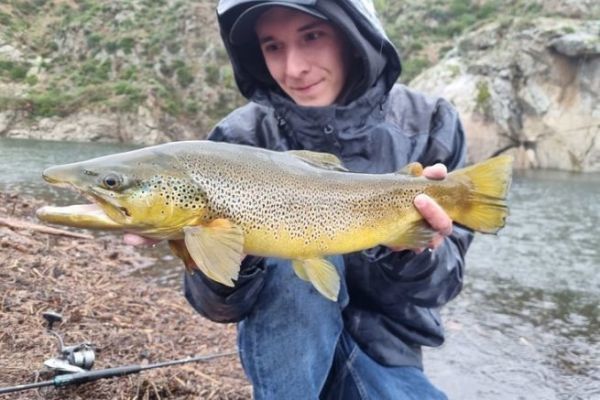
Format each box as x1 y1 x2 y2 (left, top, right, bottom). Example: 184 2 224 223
255 7 350 107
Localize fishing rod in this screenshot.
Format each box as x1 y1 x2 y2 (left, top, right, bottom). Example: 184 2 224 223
0 311 238 396
0 351 238 395
0 351 237 394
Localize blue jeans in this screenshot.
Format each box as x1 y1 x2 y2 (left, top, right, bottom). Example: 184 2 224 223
237 256 447 400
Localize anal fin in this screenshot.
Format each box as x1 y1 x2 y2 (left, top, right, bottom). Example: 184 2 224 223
292 261 310 282
292 258 340 301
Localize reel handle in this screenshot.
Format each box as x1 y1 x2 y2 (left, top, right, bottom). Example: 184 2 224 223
42 311 63 331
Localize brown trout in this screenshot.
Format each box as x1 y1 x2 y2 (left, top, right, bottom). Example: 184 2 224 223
36 140 513 301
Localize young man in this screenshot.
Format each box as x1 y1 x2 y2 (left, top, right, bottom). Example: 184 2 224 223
129 1 472 398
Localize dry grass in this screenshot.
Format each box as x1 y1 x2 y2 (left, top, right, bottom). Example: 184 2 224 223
0 192 251 399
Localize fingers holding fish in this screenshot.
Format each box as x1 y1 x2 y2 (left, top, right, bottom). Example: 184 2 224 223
416 163 451 251
414 194 453 237
124 233 161 247
400 193 452 254
422 163 448 181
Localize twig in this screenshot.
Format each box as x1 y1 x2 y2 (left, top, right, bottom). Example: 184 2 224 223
0 217 93 240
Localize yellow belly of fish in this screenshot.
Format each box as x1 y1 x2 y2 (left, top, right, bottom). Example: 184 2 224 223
241 220 398 259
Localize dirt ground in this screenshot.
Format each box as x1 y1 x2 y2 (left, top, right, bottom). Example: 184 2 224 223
0 192 252 399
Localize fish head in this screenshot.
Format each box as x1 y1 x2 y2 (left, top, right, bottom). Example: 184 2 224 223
38 148 208 238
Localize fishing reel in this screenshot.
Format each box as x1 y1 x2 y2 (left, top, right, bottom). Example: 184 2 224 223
42 311 95 374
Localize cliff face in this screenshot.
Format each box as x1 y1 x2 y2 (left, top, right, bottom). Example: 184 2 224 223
411 17 600 172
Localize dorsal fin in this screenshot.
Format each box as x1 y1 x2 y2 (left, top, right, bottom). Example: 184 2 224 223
396 162 424 177
286 150 349 172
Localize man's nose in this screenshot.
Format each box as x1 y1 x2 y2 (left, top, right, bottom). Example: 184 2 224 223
285 47 309 78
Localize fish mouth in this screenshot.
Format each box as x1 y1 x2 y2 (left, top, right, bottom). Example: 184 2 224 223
36 201 123 230
37 180 129 230
86 187 131 218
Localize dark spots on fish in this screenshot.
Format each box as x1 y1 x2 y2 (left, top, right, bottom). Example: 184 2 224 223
145 149 423 251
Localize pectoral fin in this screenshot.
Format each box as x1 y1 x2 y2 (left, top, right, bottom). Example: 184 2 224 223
292 258 340 301
384 219 437 250
287 150 348 172
183 219 244 287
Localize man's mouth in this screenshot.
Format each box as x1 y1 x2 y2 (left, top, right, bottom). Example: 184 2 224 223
291 79 323 92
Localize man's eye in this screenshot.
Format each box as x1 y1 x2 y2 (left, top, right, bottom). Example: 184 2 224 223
262 43 281 53
304 31 323 42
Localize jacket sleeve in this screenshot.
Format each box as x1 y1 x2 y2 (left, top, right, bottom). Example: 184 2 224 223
184 255 267 323
348 99 473 309
183 112 269 323
352 226 472 308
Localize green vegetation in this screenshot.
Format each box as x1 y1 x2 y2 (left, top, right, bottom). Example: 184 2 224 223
402 58 431 83
26 90 74 118
0 0 566 131
475 80 492 117
377 0 553 82
0 61 31 82
174 61 194 88
0 11 12 27
76 59 112 85
25 74 39 86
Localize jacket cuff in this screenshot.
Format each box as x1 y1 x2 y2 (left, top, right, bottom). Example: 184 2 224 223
197 255 265 296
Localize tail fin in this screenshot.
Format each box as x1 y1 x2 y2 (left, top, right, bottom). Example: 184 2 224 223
449 155 513 234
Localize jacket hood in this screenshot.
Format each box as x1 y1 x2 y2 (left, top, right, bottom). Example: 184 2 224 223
216 0 401 104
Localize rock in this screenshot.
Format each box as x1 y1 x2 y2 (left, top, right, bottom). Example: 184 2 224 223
550 33 600 57
2 111 202 145
0 111 16 134
539 0 600 18
411 17 600 172
0 44 23 61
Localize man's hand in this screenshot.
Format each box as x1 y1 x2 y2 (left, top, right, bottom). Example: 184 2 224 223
390 163 453 253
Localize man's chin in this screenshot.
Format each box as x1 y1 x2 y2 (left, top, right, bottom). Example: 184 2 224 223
292 94 335 107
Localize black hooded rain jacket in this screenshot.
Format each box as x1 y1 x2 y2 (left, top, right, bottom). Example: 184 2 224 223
184 0 473 369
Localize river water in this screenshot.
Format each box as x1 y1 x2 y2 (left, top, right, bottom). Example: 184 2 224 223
1 138 598 400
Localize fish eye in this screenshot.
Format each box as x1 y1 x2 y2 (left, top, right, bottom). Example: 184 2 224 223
102 173 122 189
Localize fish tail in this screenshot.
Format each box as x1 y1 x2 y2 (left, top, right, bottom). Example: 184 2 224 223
448 155 513 234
